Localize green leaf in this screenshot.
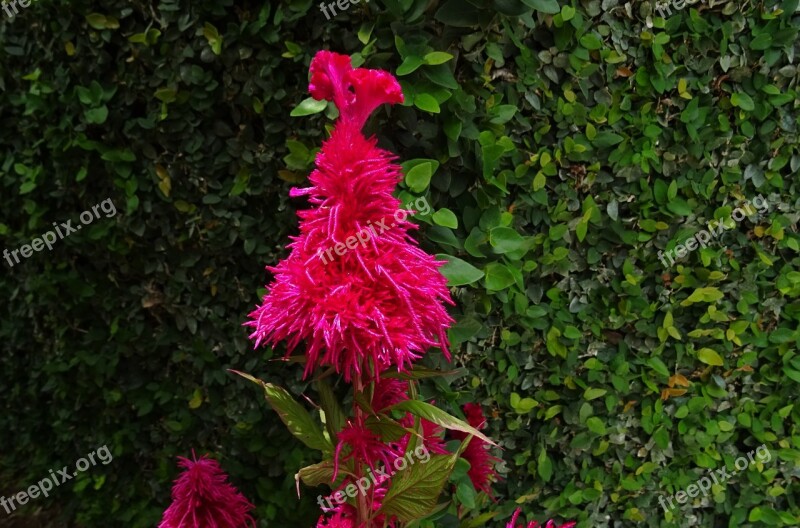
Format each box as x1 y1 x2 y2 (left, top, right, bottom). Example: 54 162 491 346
432 208 458 229
731 92 755 111
291 97 328 117
586 417 606 435
424 52 454 65
378 452 459 522
681 287 724 306
316 378 345 439
85 13 108 30
203 22 223 55
592 131 624 147
435 0 486 26
462 512 500 528
230 371 331 452
456 478 477 508
584 388 607 400
296 460 339 488
388 400 497 446
489 227 526 253
154 87 177 103
579 33 603 50
397 56 425 76
414 94 441 113
436 254 485 286
405 162 433 192
85 106 109 125
483 262 515 291
697 348 724 366
537 448 553 482
521 0 560 14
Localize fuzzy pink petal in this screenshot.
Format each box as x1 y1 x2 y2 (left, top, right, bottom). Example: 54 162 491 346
345 67 404 129
309 50 354 112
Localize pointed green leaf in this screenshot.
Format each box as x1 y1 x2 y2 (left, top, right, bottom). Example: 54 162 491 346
230 370 331 452
388 400 497 446
697 348 724 366
316 378 346 439
378 452 459 521
291 97 328 117
437 254 484 286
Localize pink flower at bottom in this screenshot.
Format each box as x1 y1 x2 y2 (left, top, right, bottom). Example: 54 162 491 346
159 453 255 528
506 507 577 528
316 509 357 528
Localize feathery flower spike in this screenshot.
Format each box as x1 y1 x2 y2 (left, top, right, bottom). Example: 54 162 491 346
246 51 453 382
158 453 255 528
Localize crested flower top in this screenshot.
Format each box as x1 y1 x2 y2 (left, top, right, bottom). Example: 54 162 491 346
246 51 453 382
308 50 404 130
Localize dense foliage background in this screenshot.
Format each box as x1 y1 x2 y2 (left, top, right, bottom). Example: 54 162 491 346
1 0 799 527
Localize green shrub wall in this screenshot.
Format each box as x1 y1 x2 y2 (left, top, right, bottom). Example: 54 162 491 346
1 0 799 527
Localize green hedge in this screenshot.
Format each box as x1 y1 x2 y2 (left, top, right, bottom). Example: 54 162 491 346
1 0 799 527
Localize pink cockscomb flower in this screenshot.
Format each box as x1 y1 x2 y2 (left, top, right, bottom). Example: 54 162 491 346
316 508 356 528
334 417 399 481
506 507 577 528
452 404 501 496
246 51 453 382
316 482 398 528
159 453 255 528
371 378 409 411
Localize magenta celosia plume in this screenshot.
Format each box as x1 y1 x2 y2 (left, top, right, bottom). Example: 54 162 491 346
333 416 399 480
452 403 501 496
159 453 255 528
246 50 454 382
506 507 577 528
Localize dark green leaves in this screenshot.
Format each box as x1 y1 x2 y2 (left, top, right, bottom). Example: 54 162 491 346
434 0 486 26
521 0 560 14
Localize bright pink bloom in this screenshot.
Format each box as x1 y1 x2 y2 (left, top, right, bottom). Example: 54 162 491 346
506 507 577 528
372 378 409 411
463 402 486 427
316 508 356 528
452 404 501 496
316 482 397 528
246 51 453 382
333 417 398 480
308 50 403 129
159 453 255 528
